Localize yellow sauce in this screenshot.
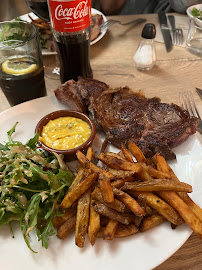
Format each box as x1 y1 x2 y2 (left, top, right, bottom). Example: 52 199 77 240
40 117 91 150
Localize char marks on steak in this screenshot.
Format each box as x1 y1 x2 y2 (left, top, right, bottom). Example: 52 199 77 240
54 78 198 160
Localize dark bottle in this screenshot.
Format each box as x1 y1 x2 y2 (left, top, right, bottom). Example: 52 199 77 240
47 0 93 83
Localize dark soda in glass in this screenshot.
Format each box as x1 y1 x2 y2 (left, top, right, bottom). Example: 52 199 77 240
0 56 47 106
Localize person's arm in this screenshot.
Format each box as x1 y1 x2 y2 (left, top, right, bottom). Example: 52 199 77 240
169 0 202 13
99 0 126 15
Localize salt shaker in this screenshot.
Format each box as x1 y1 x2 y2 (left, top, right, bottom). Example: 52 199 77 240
134 23 156 70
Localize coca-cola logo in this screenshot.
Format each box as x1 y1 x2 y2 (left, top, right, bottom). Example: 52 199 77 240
55 0 89 21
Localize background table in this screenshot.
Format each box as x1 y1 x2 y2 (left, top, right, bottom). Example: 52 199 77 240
0 12 202 270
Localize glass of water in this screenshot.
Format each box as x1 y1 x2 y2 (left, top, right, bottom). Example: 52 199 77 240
186 19 202 57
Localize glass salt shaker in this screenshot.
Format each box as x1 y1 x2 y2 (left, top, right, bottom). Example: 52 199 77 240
134 23 156 70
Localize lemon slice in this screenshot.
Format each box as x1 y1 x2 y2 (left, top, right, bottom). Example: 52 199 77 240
2 58 37 75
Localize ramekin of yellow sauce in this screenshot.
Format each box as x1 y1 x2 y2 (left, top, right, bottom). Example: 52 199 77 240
40 116 91 150
35 110 96 160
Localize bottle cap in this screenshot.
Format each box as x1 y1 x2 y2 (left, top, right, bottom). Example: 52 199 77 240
141 23 156 39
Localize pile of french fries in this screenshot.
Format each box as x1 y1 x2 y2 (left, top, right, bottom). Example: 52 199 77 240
28 15 52 35
52 140 202 248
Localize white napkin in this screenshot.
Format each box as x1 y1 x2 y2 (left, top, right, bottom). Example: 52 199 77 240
155 15 190 47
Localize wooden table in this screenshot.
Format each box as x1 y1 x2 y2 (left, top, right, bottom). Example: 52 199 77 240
0 13 202 270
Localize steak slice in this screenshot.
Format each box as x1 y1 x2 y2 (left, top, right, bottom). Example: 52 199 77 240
54 78 198 160
54 80 87 113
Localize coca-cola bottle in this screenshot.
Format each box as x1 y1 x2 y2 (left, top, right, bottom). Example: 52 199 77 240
47 0 93 83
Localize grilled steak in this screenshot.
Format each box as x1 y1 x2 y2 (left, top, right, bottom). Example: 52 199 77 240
54 78 198 160
54 79 87 113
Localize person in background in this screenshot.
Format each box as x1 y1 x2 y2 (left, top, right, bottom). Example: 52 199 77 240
0 0 29 21
91 0 202 15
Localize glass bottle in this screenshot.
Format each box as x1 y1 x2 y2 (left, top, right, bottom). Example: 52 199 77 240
47 0 93 83
134 23 156 71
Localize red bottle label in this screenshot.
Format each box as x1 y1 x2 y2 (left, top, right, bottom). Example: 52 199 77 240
48 0 91 32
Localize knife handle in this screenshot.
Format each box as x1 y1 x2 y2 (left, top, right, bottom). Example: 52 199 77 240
158 11 167 25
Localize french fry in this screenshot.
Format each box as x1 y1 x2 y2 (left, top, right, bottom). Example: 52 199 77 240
52 207 77 228
155 153 170 175
158 191 202 238
142 164 171 179
75 188 91 248
103 220 118 240
97 224 138 238
140 213 166 232
100 216 110 227
111 176 135 189
59 173 98 209
128 140 146 163
77 150 114 179
91 186 125 213
68 167 83 192
68 147 94 192
114 224 138 237
98 176 114 204
86 146 95 161
155 154 202 237
122 179 192 193
98 152 142 172
57 215 76 239
135 169 153 181
169 167 202 223
107 169 136 178
136 197 153 215
113 187 146 216
105 152 127 161
177 192 202 223
88 199 101 246
121 143 134 163
129 191 183 225
92 201 132 225
100 138 109 153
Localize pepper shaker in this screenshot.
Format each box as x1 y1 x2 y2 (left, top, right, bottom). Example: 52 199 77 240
134 23 156 70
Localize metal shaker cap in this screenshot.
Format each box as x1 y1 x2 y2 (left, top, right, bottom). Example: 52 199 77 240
141 23 156 39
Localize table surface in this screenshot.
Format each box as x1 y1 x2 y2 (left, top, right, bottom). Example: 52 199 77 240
0 12 202 270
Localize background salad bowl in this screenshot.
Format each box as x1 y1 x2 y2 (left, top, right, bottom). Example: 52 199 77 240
186 4 202 28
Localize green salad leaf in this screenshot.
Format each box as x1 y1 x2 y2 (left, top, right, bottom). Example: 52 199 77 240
0 21 30 47
0 122 74 252
191 7 202 20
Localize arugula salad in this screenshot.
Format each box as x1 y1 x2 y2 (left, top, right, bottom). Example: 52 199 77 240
0 123 74 252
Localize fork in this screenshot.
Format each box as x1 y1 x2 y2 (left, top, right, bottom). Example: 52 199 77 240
168 15 183 45
100 18 146 32
179 92 202 134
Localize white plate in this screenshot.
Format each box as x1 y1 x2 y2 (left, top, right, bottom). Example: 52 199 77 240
0 96 202 270
20 9 107 54
91 8 107 45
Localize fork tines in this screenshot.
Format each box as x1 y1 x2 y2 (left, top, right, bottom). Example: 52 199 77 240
179 92 201 120
172 29 183 46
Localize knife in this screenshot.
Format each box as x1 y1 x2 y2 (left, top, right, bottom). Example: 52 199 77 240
158 11 173 52
196 87 202 100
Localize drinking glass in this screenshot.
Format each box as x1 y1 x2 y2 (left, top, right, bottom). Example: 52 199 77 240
186 19 202 57
25 0 60 80
0 21 47 106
